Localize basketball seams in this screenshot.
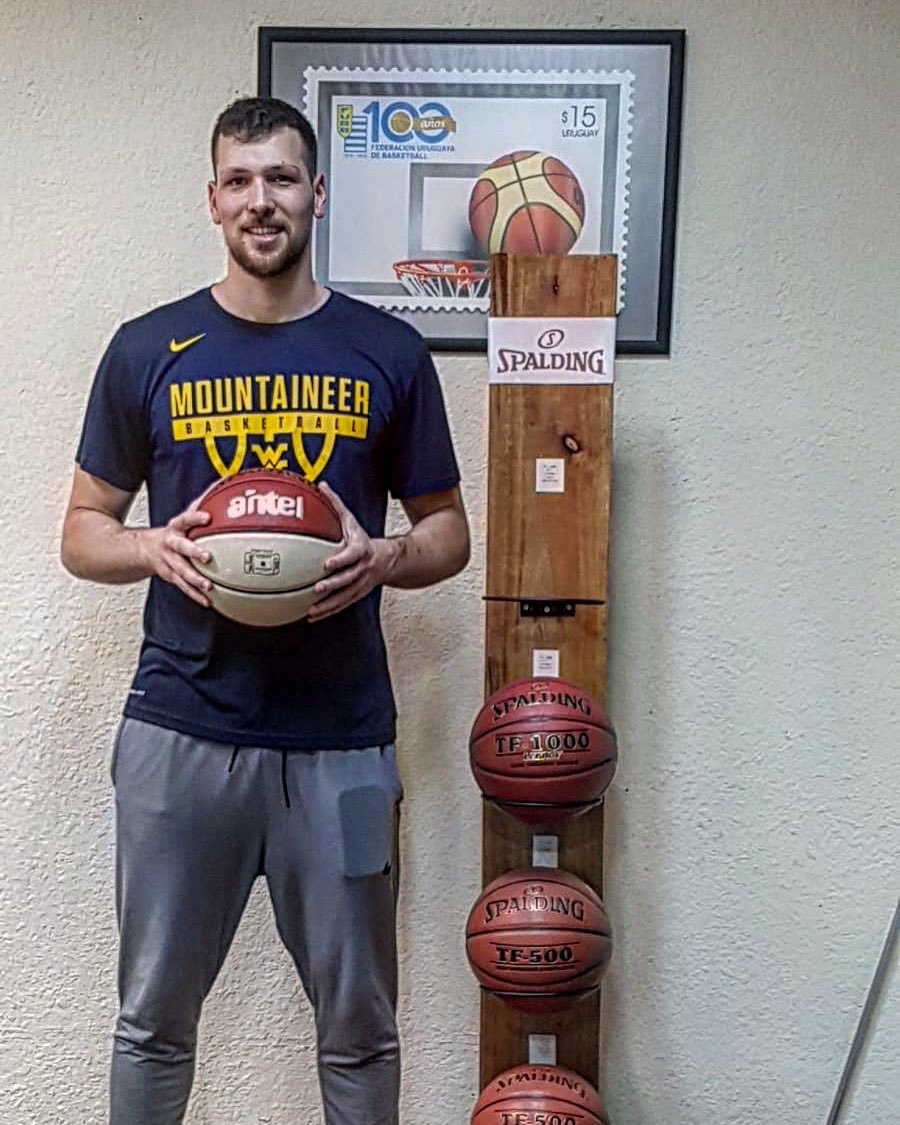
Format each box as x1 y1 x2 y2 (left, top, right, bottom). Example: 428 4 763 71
470 962 604 990
193 529 342 545
476 1112 602 1125
206 577 318 597
472 961 603 988
476 1091 601 1110
473 757 616 781
480 873 600 896
470 967 606 988
480 872 603 899
509 156 544 256
522 183 581 223
466 926 612 943
485 798 604 813
468 178 499 223
472 712 616 738
475 1092 602 1116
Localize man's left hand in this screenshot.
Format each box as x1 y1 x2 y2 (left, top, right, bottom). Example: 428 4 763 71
307 482 403 622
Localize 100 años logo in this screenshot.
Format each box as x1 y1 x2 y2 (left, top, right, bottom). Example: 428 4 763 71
337 100 457 158
362 99 456 145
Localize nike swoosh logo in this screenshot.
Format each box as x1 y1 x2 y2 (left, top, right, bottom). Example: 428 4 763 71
168 333 206 354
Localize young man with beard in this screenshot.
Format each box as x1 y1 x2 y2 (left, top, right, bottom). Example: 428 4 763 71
61 97 469 1124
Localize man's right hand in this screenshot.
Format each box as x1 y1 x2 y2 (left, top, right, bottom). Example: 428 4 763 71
137 509 214 606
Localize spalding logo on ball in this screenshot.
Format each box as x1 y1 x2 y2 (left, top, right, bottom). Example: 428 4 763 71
472 1063 609 1125
469 151 585 256
188 469 344 627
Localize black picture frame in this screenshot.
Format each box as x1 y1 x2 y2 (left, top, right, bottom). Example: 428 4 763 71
259 27 684 355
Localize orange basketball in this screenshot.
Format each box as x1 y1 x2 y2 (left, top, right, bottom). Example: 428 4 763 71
472 1063 609 1125
469 677 617 825
465 868 612 1012
468 151 585 256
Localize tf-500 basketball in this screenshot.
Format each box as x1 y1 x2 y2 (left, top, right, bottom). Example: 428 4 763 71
465 867 612 1012
469 677 617 824
187 470 344 627
472 1063 609 1125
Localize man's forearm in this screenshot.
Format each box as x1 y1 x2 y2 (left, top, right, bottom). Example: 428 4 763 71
380 505 470 590
60 509 155 584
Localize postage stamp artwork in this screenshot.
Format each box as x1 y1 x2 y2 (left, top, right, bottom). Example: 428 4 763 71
303 67 634 313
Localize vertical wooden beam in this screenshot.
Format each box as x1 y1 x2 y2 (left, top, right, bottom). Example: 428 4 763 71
480 253 617 1087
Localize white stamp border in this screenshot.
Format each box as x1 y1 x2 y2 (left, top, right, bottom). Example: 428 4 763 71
303 66 634 314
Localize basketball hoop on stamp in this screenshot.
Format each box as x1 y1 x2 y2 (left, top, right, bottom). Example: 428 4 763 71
392 258 490 300
391 152 583 301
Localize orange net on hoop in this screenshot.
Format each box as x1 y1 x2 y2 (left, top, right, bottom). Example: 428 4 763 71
392 259 490 300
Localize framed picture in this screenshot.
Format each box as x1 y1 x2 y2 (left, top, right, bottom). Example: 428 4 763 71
259 28 684 354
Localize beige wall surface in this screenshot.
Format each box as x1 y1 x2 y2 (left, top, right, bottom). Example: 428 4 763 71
1 2 897 1123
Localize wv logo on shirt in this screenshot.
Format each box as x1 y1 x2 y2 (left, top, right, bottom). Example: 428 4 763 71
168 372 371 479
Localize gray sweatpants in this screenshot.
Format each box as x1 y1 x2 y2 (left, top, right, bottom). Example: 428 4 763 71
109 717 402 1125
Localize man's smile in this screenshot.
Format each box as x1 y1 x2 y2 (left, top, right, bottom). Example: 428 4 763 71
245 224 284 242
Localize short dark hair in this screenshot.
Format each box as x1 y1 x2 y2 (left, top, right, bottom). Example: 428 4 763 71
211 97 317 177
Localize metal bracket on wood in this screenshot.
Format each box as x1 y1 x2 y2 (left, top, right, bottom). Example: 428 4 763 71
519 599 577 618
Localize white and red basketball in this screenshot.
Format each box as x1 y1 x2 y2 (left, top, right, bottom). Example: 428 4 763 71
187 470 344 627
468 151 585 256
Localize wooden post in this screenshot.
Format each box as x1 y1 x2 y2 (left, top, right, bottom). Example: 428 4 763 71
480 253 617 1087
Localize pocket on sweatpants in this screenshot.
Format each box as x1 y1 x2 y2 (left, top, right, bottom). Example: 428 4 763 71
338 783 396 878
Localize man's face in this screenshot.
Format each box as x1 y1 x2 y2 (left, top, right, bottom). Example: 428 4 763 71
208 127 326 279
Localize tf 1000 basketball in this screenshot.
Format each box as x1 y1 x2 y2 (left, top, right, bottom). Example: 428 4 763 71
187 470 344 627
472 1063 609 1125
465 867 612 1013
469 677 617 824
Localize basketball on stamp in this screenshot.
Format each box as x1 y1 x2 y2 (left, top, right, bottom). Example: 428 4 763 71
187 469 344 627
469 677 617 825
465 867 612 1013
472 1062 609 1125
468 151 586 256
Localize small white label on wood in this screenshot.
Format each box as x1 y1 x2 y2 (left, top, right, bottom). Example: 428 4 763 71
532 835 559 867
529 1034 558 1065
533 649 560 677
536 458 565 493
488 317 616 385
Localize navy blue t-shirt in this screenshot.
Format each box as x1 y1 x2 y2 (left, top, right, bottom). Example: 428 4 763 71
76 288 460 749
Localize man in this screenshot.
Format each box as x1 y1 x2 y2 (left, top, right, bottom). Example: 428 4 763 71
61 97 469 1125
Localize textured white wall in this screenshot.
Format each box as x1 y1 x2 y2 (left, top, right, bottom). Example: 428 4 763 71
1 2 897 1123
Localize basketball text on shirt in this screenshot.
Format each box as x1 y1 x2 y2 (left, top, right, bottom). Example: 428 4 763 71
168 371 371 479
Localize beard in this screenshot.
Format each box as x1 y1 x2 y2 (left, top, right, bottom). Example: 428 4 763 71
227 224 310 279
